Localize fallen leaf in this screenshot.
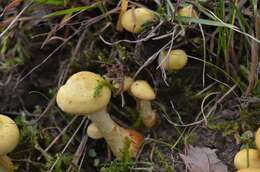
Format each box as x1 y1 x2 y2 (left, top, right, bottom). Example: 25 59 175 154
1 0 23 15
180 145 228 172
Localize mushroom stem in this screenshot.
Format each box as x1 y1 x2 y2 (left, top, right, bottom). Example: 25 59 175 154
88 108 115 135
88 108 144 159
138 100 156 128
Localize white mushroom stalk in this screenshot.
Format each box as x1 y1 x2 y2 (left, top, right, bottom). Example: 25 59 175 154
56 71 144 159
0 114 20 172
130 80 157 128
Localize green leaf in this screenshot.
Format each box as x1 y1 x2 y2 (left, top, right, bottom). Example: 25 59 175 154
43 5 98 18
176 16 235 28
35 0 67 5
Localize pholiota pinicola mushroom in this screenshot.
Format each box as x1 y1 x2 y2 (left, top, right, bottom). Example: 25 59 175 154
121 7 156 33
159 49 188 71
177 5 198 18
56 71 144 159
237 169 260 172
234 149 260 170
0 114 20 172
129 80 157 128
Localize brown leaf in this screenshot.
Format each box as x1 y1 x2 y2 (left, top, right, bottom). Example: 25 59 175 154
2 0 23 15
180 145 228 172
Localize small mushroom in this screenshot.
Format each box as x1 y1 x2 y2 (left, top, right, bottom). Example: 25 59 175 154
0 114 20 172
237 169 260 172
87 123 103 139
255 128 260 151
121 7 156 33
234 149 260 170
159 49 188 71
129 80 156 128
56 71 144 159
113 76 134 92
177 5 198 18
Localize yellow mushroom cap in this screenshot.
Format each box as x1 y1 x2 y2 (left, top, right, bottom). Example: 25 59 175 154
87 123 103 139
234 149 260 170
177 5 198 18
56 71 111 115
237 169 260 172
121 8 156 33
0 114 20 155
0 155 14 172
130 80 155 100
160 49 188 70
113 76 134 91
256 128 260 151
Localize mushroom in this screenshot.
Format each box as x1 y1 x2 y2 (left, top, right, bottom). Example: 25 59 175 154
234 149 260 170
0 114 20 172
159 49 188 71
121 7 156 33
129 80 157 128
113 76 134 92
256 128 260 151
87 123 103 139
177 5 198 18
237 169 260 172
56 71 144 159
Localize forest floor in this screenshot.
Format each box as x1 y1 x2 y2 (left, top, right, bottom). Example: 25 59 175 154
0 0 260 172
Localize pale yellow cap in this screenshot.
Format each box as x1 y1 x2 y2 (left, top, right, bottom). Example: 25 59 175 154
0 114 20 155
56 71 111 115
160 49 188 70
121 8 156 33
234 149 260 170
256 128 260 151
130 80 155 100
177 5 198 18
87 123 103 139
237 169 260 172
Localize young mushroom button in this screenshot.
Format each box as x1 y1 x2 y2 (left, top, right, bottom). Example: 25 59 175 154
234 149 260 170
177 5 198 18
159 49 188 71
0 114 20 172
121 8 156 33
56 71 144 159
130 80 157 128
87 123 103 140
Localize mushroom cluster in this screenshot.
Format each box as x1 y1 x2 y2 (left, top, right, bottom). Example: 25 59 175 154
0 114 20 172
56 71 144 159
119 4 197 34
86 76 158 141
234 128 260 172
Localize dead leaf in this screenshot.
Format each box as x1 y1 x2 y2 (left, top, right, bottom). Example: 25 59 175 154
180 145 228 172
1 0 23 16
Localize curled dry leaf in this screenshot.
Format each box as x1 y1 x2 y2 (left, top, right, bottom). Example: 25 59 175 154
180 145 228 172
